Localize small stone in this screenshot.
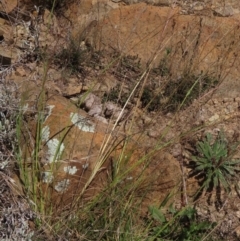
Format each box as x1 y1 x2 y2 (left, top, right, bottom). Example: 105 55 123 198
213 6 234 17
208 114 219 122
142 115 152 125
104 102 124 121
88 104 103 116
171 143 182 157
193 4 204 11
147 129 159 138
235 211 240 219
223 98 232 103
70 97 79 105
234 225 240 238
94 115 108 124
15 66 27 77
212 99 219 105
80 41 87 51
225 104 235 114
65 83 82 96
216 211 225 219
182 150 190 159
84 93 98 110
196 206 208 216
104 102 115 117
234 97 240 102
210 213 217 223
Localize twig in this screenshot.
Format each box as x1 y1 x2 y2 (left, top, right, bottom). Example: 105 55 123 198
179 155 188 206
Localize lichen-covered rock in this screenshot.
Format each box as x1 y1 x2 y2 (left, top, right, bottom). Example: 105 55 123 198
18 90 182 209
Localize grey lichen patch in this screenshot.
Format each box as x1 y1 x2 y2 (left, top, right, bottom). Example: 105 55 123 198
41 125 50 142
70 112 95 133
64 166 78 175
54 179 70 193
44 105 55 122
82 163 89 170
41 171 54 183
47 138 64 163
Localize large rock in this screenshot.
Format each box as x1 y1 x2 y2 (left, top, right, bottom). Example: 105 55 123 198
118 0 240 16
65 0 120 38
18 86 181 209
81 3 240 98
0 18 20 65
0 0 17 14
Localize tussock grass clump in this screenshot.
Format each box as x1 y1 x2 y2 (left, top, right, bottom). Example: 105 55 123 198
55 36 103 76
163 73 219 113
56 38 91 73
141 71 219 113
34 0 67 11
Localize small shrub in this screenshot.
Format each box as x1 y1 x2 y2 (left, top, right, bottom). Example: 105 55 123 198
141 86 162 112
40 0 67 11
152 48 171 77
192 131 240 194
102 83 130 107
56 38 91 73
112 53 142 82
141 69 219 113
163 73 219 113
